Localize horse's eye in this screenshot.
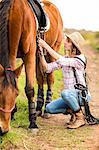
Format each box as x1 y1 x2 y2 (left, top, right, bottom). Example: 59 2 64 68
0 92 2 95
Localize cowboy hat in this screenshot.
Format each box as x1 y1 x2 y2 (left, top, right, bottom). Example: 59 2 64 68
65 32 86 52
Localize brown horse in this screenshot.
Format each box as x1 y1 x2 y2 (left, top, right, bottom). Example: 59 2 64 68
0 0 24 133
36 0 63 116
0 0 37 134
0 0 63 134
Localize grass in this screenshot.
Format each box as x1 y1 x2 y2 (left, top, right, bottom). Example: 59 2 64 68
0 42 93 150
83 31 99 51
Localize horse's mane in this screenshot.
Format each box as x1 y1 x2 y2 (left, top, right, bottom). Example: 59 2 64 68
0 0 12 68
0 0 17 88
3 70 17 89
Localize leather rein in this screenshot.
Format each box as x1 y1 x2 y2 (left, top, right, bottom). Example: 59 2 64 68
37 30 47 77
0 68 16 113
0 103 16 113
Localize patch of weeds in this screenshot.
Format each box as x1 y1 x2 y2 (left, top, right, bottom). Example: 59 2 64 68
0 130 22 149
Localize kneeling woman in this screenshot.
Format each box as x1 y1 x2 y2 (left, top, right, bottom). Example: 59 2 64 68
38 32 91 129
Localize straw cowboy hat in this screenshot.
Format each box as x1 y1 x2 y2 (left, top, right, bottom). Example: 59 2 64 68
65 32 86 52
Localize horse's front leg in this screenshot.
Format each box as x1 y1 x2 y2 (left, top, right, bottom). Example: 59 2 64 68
36 84 44 116
44 73 53 114
36 56 44 116
23 50 38 130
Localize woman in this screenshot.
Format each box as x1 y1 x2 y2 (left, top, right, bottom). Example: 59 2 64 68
38 32 91 129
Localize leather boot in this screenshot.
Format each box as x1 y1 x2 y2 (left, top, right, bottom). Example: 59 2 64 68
67 110 85 129
67 113 76 125
64 108 76 125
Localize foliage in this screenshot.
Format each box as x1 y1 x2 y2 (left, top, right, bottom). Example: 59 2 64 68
82 31 99 51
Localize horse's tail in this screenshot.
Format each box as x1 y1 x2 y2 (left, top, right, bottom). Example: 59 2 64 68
0 0 12 68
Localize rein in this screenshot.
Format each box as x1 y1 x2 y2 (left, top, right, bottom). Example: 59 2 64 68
0 67 16 113
37 29 47 76
5 68 13 71
0 102 15 113
37 29 47 56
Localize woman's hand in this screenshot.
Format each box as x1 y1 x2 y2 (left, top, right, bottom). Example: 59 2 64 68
38 47 44 57
38 38 47 48
38 38 62 60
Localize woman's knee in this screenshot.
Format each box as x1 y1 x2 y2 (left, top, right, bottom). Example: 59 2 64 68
46 104 54 114
61 89 80 112
61 89 71 102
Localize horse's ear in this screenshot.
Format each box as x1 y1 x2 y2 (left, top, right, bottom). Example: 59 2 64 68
14 63 24 78
0 64 4 76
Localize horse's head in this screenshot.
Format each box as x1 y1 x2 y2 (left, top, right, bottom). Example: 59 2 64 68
0 64 23 135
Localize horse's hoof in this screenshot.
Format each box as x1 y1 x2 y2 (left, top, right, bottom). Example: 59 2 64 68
36 110 42 117
28 128 39 135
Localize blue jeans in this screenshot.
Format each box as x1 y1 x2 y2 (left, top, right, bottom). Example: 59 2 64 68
46 89 91 114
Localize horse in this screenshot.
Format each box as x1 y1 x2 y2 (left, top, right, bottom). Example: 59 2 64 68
0 0 23 134
0 0 37 134
0 0 63 134
36 0 63 117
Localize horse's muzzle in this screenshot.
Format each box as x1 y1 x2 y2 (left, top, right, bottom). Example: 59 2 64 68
0 127 8 136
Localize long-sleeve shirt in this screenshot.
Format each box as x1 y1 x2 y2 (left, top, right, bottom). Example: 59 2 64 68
46 54 86 89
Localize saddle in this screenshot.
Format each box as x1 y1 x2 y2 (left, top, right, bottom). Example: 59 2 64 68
28 0 50 32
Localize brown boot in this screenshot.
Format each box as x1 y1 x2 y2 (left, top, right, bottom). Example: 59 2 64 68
67 110 85 129
64 109 76 125
67 113 76 125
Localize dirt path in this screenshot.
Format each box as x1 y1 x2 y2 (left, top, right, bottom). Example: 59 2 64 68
82 45 99 150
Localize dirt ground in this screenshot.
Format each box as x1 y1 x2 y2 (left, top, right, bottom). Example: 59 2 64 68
82 45 99 150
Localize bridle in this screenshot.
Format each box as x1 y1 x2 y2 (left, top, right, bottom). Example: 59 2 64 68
0 68 16 113
37 29 47 56
0 102 16 113
37 29 47 77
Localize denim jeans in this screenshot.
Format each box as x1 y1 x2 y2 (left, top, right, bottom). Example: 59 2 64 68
46 89 91 114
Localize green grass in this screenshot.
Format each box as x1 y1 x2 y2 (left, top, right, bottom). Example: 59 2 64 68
82 31 99 51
